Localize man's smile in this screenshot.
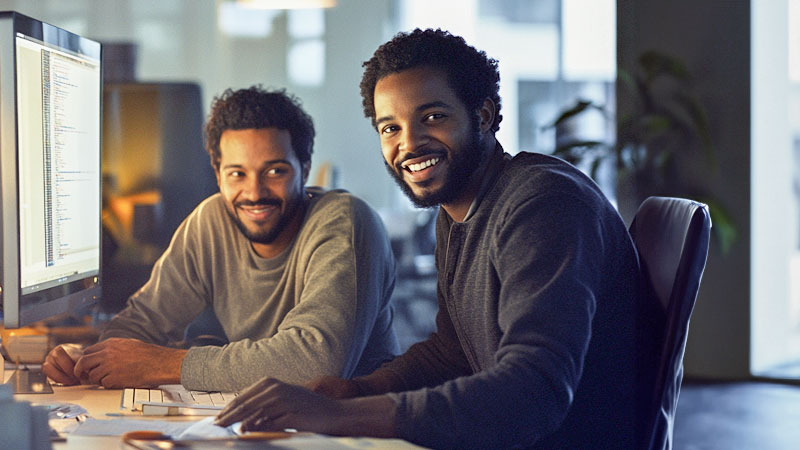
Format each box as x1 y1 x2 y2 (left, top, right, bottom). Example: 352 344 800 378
236 201 280 221
400 153 446 183
402 156 441 173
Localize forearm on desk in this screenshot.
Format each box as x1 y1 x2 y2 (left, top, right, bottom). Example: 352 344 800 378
180 324 355 392
73 338 187 388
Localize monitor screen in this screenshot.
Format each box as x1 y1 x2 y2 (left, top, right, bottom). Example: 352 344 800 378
0 12 102 328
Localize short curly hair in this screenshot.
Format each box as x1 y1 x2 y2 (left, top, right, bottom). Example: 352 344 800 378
204 86 314 170
360 28 502 132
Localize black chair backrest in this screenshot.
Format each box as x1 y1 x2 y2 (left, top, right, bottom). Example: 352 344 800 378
628 196 711 450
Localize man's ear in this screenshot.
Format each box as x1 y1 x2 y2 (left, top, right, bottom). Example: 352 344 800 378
478 98 496 133
215 167 221 188
301 161 311 185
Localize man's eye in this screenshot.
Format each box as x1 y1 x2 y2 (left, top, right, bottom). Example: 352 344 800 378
227 171 244 178
266 167 288 176
380 125 399 135
425 113 445 122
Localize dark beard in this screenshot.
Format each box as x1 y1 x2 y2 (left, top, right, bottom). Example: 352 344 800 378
385 128 487 208
226 197 300 245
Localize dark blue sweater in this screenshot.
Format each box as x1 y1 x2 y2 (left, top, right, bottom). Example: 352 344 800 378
383 152 651 449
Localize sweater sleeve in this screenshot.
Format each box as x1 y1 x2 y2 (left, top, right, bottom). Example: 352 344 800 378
359 281 472 393
389 194 608 449
100 209 210 345
180 195 398 392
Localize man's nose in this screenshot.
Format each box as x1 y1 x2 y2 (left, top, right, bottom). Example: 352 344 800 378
243 175 269 199
399 123 431 154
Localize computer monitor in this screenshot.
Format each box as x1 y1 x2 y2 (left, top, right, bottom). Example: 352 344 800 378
0 12 102 335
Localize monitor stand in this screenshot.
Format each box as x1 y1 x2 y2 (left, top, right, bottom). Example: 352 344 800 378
5 366 53 394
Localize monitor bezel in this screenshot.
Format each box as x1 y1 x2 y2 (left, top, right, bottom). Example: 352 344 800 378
0 11 102 328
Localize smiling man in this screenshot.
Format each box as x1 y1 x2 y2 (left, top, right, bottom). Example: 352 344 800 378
42 86 399 392
216 30 657 449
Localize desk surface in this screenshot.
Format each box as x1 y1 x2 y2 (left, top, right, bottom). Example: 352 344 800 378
6 369 424 449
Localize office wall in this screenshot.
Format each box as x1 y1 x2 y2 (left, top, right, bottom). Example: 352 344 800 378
618 0 752 378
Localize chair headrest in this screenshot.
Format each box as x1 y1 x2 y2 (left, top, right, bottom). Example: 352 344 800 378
629 197 711 309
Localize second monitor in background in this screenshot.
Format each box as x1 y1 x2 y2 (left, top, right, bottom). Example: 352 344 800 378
101 82 217 312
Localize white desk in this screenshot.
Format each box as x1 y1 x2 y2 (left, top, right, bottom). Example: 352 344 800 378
5 370 425 449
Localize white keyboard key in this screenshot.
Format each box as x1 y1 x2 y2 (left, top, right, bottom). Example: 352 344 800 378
148 389 163 403
133 388 150 407
221 392 238 402
209 392 225 405
121 388 135 410
175 391 192 404
191 391 212 405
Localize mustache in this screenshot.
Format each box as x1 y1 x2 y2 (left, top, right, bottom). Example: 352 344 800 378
235 198 281 208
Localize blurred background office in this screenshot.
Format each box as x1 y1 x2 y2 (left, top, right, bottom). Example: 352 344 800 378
2 0 800 387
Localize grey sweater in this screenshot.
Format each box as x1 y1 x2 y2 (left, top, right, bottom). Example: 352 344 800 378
380 152 647 449
101 188 399 392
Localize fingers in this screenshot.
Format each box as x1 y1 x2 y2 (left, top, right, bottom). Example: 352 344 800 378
86 362 112 386
42 346 80 385
216 378 281 427
220 376 274 414
73 350 103 383
216 391 272 426
216 378 346 436
240 408 271 432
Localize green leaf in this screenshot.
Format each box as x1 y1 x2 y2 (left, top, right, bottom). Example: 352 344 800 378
639 114 673 138
638 50 690 83
675 93 716 167
543 99 605 129
617 69 636 93
552 140 607 157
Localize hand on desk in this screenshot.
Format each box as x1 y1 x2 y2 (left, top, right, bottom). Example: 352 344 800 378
43 338 187 388
215 377 346 434
42 343 86 385
215 376 396 438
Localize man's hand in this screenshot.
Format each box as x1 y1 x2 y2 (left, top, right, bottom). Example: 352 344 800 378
216 377 344 434
42 343 85 385
215 377 396 438
305 375 362 399
72 338 187 388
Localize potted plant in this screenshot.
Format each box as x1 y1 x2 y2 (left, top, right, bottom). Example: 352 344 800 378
546 50 736 253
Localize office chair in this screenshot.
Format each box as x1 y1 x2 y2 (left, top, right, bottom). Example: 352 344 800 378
628 196 711 450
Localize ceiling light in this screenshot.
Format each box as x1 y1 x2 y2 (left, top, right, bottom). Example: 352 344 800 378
236 0 337 9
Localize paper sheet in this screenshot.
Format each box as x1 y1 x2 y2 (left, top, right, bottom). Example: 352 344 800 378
71 417 201 437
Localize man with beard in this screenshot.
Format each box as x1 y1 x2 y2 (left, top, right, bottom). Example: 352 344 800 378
216 30 655 449
42 86 399 392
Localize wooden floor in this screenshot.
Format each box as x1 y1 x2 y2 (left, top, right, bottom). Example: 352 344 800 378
673 380 800 449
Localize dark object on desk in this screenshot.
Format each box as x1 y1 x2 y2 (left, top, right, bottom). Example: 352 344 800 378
6 367 53 394
629 196 711 450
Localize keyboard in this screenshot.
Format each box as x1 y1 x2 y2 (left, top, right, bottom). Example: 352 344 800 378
121 384 238 416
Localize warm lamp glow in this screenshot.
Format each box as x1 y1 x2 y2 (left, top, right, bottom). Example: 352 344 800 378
237 0 336 9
